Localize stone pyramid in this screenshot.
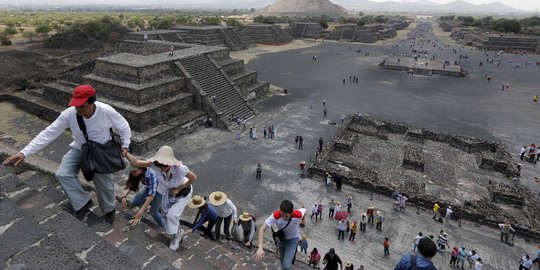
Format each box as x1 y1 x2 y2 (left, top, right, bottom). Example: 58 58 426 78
258 0 349 18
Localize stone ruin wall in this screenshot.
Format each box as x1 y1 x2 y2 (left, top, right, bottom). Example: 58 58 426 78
308 114 538 240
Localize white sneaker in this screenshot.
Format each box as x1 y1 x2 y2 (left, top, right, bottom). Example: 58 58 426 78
169 234 181 251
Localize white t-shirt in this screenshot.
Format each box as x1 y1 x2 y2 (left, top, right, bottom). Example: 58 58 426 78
414 235 422 245
152 164 189 195
21 101 131 157
474 262 483 270
265 208 306 240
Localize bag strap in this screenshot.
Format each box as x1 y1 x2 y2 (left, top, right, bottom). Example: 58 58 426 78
76 114 89 142
410 254 417 270
272 214 293 233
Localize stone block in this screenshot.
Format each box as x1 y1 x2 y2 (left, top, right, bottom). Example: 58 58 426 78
0 216 46 264
8 236 87 270
86 241 140 270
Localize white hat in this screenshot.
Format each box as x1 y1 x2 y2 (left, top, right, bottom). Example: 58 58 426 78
148 146 181 166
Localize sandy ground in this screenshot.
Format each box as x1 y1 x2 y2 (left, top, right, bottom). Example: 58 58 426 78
431 21 460 46
230 39 320 64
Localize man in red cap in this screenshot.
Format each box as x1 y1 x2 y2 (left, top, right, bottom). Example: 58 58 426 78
3 85 131 222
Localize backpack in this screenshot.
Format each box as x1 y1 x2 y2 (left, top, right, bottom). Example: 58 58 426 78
410 255 437 270
250 213 257 223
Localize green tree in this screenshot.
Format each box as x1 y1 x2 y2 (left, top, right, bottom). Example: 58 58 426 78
18 28 25 33
35 24 52 34
202 16 221 26
253 15 265 24
319 20 329 29
0 32 11 45
492 19 521 33
3 26 18 36
225 18 242 27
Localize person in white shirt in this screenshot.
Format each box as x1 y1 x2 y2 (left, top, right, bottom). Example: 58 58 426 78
519 255 533 270
3 85 131 223
413 232 423 253
255 200 306 270
474 258 483 270
126 146 197 251
209 191 238 241
445 206 453 224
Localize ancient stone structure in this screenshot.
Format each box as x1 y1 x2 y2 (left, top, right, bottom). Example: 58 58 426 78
235 24 292 45
126 26 249 51
328 22 409 43
472 33 540 52
309 115 540 239
1 40 269 154
290 23 326 39
380 57 466 77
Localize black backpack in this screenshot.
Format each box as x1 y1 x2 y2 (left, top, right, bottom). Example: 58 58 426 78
410 255 437 270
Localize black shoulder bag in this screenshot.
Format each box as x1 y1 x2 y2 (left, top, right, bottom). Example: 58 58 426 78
272 216 292 246
77 114 126 181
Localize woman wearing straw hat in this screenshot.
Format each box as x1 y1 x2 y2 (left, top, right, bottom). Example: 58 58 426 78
125 145 197 251
188 195 217 241
209 191 238 241
345 261 354 270
238 212 256 247
375 211 384 231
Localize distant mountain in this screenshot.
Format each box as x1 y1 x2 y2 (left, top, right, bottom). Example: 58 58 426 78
331 0 529 14
257 0 349 18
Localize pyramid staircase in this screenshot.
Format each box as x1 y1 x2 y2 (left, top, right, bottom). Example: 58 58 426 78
0 164 316 270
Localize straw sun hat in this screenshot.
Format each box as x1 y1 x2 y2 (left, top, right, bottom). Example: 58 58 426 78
345 261 352 267
148 146 182 166
239 212 252 222
209 191 228 206
188 195 205 209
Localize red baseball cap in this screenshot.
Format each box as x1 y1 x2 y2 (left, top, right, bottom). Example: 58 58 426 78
68 85 96 107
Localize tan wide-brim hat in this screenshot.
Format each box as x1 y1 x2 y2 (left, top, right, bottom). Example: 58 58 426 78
239 212 252 222
188 195 205 209
346 261 352 267
209 191 228 206
148 146 182 166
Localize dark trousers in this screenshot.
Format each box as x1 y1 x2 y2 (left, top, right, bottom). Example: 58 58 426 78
349 232 356 241
360 223 366 233
347 204 352 213
450 256 457 266
256 171 261 179
329 209 334 219
338 230 345 240
368 215 374 224
376 222 382 231
215 214 232 240
384 247 389 255
311 212 318 222
203 218 216 240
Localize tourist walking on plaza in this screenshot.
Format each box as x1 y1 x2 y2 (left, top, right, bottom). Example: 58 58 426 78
255 200 306 270
299 136 304 150
121 166 162 227
457 246 468 269
367 206 375 225
437 230 449 252
520 146 527 160
360 212 367 233
329 199 336 219
308 248 321 267
318 203 323 221
256 163 262 179
326 172 333 188
413 232 423 253
349 220 358 242
323 98 326 107
311 203 319 222
518 254 533 270
394 237 438 270
345 261 354 270
300 161 306 176
375 211 384 231
346 196 353 213
299 234 309 254
533 246 540 265
335 175 342 191
238 212 256 247
432 201 440 220
189 195 218 241
467 250 479 270
210 191 238 241
475 258 483 270
126 146 197 250
3 85 131 223
384 237 391 256
323 248 343 270
450 247 459 266
319 137 324 152
445 206 453 224
338 219 347 240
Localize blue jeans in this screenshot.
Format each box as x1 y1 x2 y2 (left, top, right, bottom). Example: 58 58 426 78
55 148 115 214
278 237 299 270
131 187 164 228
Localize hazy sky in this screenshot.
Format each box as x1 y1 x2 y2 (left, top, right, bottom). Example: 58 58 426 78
3 0 539 12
